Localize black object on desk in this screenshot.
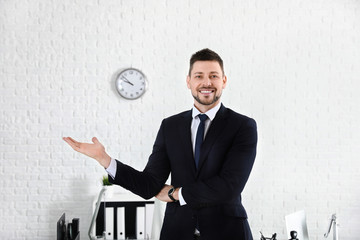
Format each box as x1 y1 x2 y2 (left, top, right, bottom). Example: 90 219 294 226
260 231 277 240
57 213 66 240
289 230 299 240
57 213 80 240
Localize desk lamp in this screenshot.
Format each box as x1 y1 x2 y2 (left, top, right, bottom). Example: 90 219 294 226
88 187 107 240
324 214 338 240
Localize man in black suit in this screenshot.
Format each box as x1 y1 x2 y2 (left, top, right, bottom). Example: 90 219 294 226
63 48 257 240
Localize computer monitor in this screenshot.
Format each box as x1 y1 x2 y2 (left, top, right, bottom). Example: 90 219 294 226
57 213 66 240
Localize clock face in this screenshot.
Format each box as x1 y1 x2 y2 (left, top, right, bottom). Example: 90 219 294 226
115 68 147 100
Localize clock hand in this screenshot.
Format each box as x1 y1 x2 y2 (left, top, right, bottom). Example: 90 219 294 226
121 76 134 86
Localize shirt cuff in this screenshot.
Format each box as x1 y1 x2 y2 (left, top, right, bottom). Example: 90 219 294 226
178 187 187 206
105 158 117 179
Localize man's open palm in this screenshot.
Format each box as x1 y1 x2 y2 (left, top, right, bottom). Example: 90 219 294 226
63 137 111 168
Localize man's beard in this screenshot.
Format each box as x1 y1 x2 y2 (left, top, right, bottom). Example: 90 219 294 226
193 93 221 106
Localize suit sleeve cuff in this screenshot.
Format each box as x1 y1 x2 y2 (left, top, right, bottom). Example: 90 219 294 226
178 187 187 206
105 158 117 179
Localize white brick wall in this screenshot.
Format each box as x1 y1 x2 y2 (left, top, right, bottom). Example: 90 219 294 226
1 0 359 239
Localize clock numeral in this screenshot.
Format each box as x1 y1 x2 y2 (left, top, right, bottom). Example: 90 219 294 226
129 70 133 74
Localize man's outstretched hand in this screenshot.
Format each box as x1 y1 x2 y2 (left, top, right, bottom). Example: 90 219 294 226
63 137 111 168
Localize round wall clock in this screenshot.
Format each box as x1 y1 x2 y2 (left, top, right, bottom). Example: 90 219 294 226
115 68 148 100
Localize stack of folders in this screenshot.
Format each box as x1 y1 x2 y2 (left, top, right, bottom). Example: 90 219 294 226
104 203 155 240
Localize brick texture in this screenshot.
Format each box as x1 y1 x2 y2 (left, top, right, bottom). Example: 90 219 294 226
1 0 360 239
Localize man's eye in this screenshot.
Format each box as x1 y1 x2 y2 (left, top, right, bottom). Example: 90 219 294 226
211 75 219 78
195 75 202 78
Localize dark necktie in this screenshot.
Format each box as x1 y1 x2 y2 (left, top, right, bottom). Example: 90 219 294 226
194 114 208 169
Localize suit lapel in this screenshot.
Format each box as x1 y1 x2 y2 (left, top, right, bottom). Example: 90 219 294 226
197 105 228 175
178 109 197 175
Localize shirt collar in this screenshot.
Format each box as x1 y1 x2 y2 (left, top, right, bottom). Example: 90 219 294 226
192 102 222 121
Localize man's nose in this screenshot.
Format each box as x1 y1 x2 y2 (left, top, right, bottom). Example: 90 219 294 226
203 77 211 86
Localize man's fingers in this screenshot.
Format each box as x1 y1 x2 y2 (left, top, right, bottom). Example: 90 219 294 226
67 137 79 145
63 137 80 151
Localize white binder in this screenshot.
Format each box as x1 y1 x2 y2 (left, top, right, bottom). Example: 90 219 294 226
136 206 145 239
117 207 126 239
145 203 155 239
105 207 114 239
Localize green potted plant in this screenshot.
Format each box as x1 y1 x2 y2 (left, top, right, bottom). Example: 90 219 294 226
102 175 113 186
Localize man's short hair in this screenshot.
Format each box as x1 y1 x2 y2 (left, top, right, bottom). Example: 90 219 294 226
188 48 224 76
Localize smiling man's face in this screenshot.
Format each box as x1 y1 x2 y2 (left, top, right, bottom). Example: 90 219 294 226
186 60 227 113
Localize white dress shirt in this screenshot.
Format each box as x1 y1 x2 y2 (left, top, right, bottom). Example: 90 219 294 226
106 102 222 206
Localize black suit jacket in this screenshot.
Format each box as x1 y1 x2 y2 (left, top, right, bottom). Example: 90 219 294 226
110 104 257 239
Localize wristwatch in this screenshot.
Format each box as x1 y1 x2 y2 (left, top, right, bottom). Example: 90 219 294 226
167 187 178 202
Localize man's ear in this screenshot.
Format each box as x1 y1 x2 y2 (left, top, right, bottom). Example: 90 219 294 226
222 75 227 89
186 75 191 89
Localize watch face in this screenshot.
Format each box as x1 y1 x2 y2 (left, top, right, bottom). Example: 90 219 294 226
168 188 174 195
115 68 147 99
